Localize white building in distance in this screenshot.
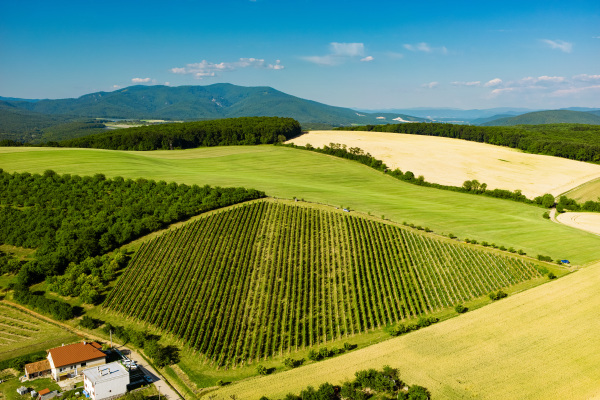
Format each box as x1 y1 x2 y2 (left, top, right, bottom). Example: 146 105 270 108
83 362 130 400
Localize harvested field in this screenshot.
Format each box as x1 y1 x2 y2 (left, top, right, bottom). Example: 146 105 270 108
556 212 600 236
289 130 600 199
563 177 600 202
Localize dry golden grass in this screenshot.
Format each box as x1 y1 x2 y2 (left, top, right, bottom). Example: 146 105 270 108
216 261 600 400
563 177 600 202
289 130 600 199
556 212 600 236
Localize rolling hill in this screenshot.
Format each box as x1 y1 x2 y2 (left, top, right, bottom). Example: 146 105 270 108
481 110 600 126
104 199 546 369
0 84 427 127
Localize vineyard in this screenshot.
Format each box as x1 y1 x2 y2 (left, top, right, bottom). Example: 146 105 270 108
104 200 542 367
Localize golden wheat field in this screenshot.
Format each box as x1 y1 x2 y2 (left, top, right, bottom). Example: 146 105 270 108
289 130 600 199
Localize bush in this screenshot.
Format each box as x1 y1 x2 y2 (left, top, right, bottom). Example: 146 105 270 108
454 304 468 313
548 272 557 279
79 315 100 329
256 364 268 375
489 290 508 301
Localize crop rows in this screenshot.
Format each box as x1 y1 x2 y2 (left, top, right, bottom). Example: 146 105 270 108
104 201 542 367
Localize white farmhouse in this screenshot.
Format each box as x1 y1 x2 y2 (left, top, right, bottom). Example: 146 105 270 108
83 362 130 400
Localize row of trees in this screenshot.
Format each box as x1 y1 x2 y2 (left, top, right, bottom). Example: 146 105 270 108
338 122 600 163
0 168 265 285
101 323 180 368
267 366 430 400
285 142 548 205
12 286 77 320
60 117 301 150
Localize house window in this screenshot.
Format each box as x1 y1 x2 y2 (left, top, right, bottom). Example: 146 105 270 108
81 362 86 367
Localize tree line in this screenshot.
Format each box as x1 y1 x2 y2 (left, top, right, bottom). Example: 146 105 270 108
284 143 557 206
263 366 430 400
336 122 600 163
0 168 265 286
57 117 301 150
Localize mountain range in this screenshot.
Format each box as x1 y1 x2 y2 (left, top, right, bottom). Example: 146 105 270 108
1 84 600 144
0 84 426 126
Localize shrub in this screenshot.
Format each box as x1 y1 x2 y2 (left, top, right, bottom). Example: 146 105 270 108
454 304 468 313
256 364 268 375
489 290 508 301
548 272 557 279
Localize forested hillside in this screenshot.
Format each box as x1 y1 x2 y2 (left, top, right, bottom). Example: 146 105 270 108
339 123 600 162
482 110 600 126
0 84 427 126
60 116 301 150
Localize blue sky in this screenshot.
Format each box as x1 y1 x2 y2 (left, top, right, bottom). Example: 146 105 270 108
1 0 599 109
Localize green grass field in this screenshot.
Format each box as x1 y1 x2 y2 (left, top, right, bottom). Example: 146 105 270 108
1 146 599 265
216 260 600 400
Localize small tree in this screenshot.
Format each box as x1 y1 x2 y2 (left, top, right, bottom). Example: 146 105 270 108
256 364 268 375
454 304 468 313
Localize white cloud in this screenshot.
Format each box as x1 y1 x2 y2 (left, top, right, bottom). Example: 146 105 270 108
550 85 600 97
303 42 372 66
573 74 600 82
132 77 153 83
484 78 503 87
592 36 600 39
451 81 481 87
112 85 121 89
404 42 431 52
404 42 448 54
170 58 284 79
422 81 439 89
164 82 171 86
541 39 573 53
486 74 600 101
330 42 364 57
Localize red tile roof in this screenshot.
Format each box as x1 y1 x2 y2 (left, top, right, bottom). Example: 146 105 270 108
48 342 105 368
38 388 51 395
25 359 51 375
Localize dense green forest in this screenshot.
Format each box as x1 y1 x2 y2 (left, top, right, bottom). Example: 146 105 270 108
337 123 600 163
0 169 265 286
60 116 301 150
0 105 107 143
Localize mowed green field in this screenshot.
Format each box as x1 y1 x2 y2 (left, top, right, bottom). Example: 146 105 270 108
1 146 599 264
216 260 600 400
